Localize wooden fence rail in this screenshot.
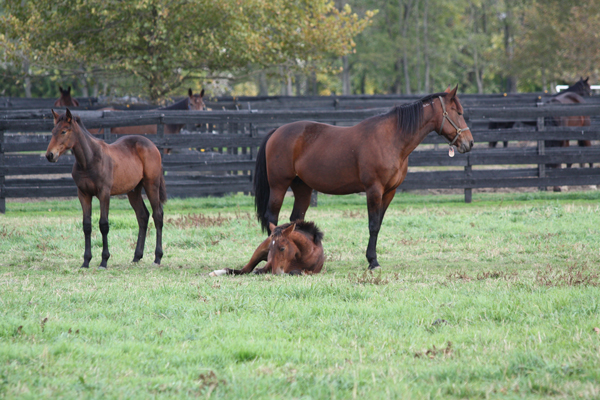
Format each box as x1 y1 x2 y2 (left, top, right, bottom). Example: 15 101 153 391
1 101 600 213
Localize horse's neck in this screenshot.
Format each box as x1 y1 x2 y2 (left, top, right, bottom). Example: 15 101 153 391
291 233 315 259
397 108 437 158
72 127 101 169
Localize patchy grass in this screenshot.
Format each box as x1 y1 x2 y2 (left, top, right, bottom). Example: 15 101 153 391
1 191 600 399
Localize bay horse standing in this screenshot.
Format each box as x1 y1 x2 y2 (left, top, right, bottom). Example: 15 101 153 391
546 87 592 167
210 221 324 276
46 109 166 269
489 77 592 148
54 86 79 107
254 86 473 270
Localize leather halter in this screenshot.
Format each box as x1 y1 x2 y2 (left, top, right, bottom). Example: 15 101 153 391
437 96 470 146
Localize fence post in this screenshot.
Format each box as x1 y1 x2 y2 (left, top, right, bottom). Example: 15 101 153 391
536 102 546 191
464 155 472 203
0 130 4 214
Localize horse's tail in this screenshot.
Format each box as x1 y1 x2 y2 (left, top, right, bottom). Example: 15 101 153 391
159 172 167 205
254 129 276 232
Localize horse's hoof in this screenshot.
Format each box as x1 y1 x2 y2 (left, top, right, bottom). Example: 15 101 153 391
153 262 161 266
132 258 141 263
368 265 381 271
80 265 89 269
98 266 107 270
210 269 228 277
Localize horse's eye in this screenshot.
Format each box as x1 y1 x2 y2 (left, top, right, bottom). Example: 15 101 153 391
279 247 285 252
61 130 67 135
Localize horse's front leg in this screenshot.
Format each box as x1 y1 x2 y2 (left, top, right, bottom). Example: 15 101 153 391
78 190 93 269
209 237 270 276
98 192 111 269
365 188 396 271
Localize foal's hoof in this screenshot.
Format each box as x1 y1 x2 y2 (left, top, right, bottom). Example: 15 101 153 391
209 269 228 277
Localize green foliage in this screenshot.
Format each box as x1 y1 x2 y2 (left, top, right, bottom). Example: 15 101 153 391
1 192 599 398
0 0 373 100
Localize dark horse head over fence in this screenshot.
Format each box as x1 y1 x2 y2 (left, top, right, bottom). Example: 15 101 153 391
54 86 79 107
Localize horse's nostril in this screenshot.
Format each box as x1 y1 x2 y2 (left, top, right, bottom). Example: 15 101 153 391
46 153 53 161
469 140 474 147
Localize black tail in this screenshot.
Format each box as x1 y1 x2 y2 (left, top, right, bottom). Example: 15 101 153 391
254 129 276 232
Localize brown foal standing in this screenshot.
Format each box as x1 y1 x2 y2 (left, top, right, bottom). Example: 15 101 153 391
46 109 166 269
210 221 324 276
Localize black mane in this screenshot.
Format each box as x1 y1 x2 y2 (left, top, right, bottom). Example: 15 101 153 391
160 97 189 110
272 220 324 245
388 92 449 136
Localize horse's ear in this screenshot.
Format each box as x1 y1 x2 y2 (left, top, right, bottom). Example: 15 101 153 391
59 86 63 93
188 88 193 97
448 85 458 99
65 108 73 123
67 86 71 93
282 223 295 237
51 109 60 125
200 88 205 98
269 222 277 233
444 85 452 93
585 77 589 83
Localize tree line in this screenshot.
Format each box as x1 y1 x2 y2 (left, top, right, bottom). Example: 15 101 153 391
1 0 598 101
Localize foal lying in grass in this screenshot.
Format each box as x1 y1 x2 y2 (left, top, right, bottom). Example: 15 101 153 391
210 221 324 276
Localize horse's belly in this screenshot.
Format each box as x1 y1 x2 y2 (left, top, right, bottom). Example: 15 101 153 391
110 164 143 195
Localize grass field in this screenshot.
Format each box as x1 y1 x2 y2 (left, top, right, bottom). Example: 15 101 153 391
1 191 600 399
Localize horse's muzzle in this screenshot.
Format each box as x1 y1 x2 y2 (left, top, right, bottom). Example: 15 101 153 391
46 152 58 163
458 140 474 154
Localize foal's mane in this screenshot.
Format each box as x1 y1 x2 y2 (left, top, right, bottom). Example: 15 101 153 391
272 220 324 245
387 92 449 136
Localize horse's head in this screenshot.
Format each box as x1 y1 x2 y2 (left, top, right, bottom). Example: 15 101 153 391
188 88 206 110
578 77 592 97
267 222 298 275
55 86 79 107
46 109 79 162
436 85 473 154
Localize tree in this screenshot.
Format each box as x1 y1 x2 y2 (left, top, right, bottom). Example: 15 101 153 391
1 0 373 101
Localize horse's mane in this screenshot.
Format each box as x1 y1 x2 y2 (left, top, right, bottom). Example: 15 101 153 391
272 220 324 245
387 92 449 136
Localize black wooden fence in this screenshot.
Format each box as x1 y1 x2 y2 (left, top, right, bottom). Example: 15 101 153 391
1 101 600 213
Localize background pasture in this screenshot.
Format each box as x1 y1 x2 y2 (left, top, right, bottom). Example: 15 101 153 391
1 192 599 398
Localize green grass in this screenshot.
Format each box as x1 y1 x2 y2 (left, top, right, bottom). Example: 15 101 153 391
1 191 600 399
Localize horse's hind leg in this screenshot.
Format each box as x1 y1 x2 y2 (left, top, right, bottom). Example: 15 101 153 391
265 185 289 234
143 178 164 265
127 183 150 262
290 177 313 222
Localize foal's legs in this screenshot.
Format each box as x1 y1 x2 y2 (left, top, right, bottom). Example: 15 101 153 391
290 178 313 222
127 183 150 262
365 188 396 270
143 179 164 265
98 191 111 269
78 190 93 269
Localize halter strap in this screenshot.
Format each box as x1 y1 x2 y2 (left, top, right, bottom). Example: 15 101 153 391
437 96 470 146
